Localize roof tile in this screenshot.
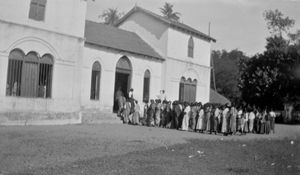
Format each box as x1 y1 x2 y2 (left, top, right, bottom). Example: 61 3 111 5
85 20 163 60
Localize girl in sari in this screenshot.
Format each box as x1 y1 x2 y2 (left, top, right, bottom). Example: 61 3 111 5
181 102 191 131
196 104 204 133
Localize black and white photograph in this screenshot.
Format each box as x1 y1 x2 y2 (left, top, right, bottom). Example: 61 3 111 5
0 0 299 174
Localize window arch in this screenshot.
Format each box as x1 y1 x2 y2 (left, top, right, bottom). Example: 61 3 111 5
39 54 53 98
21 52 39 97
90 61 101 100
143 70 151 103
188 36 194 58
6 49 24 96
179 76 197 102
116 56 132 74
6 49 53 98
29 0 47 21
115 56 132 98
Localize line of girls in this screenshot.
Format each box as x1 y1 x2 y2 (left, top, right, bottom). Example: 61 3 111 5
125 99 277 135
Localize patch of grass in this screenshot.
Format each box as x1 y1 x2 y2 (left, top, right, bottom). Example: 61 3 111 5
10 138 299 175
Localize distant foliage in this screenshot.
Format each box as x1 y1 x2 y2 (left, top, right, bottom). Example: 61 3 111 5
159 2 181 21
263 9 295 37
211 49 249 104
239 37 300 108
239 9 300 109
288 30 300 45
99 8 123 26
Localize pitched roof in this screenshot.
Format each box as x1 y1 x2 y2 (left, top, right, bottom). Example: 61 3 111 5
84 20 163 60
210 89 231 105
116 6 216 43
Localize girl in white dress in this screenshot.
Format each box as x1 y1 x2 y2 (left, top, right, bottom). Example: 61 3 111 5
181 103 191 131
196 106 204 132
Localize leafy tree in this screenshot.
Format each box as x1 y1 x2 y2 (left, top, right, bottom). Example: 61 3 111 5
99 8 123 26
239 9 300 110
159 2 181 21
289 30 300 44
263 9 295 37
211 49 249 104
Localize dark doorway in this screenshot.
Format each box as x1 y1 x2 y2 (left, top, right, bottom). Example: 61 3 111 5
113 56 132 112
113 72 130 112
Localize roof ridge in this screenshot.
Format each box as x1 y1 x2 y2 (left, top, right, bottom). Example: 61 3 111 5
116 5 216 42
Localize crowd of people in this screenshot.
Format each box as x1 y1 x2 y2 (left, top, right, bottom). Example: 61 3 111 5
116 89 277 136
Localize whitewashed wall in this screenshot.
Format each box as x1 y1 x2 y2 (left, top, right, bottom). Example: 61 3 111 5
118 12 169 57
0 24 85 113
82 45 163 112
164 58 211 103
119 11 213 103
167 28 212 67
0 0 87 38
0 0 87 114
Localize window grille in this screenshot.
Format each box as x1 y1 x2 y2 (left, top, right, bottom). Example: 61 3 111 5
179 77 197 102
188 36 194 58
143 70 151 103
6 49 53 98
90 61 101 100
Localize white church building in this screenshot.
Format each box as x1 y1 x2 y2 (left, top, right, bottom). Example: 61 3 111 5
0 0 216 125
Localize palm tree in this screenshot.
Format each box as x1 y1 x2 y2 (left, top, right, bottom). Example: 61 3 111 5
159 2 181 21
99 8 123 26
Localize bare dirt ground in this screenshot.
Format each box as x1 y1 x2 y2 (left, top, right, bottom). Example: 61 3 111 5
0 124 299 175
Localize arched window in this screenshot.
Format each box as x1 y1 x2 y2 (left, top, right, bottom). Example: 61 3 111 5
6 49 54 98
39 54 53 98
179 77 186 102
6 49 24 96
116 56 132 74
90 61 101 100
188 36 194 58
143 70 151 103
115 56 132 98
29 0 47 21
179 77 197 102
21 52 39 97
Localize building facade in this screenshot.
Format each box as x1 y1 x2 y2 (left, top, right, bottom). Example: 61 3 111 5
0 1 215 125
0 0 87 125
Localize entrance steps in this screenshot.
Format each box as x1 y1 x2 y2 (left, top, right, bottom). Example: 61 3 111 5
81 110 123 124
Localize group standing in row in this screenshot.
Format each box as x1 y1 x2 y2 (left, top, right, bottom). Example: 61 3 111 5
116 89 276 135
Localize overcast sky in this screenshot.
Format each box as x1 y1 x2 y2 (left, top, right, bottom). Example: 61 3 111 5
86 0 300 56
